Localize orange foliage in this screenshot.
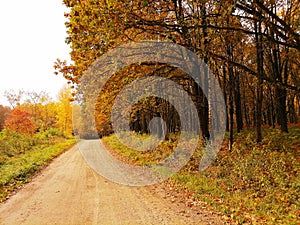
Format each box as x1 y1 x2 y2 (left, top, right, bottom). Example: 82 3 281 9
4 108 36 135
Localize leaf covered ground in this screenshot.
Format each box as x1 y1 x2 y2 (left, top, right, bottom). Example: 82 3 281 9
103 126 300 224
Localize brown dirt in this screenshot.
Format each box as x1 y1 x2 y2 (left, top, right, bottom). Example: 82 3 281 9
0 141 233 225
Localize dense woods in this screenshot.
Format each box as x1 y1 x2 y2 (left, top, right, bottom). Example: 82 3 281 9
56 0 299 145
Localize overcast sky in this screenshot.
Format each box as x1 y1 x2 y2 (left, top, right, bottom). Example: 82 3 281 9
0 0 72 106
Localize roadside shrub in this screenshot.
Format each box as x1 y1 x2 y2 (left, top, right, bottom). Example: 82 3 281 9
0 129 33 156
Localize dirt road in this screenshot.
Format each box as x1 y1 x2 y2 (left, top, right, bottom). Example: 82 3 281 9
0 140 227 225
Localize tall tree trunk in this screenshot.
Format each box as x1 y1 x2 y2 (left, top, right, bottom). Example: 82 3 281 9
199 4 210 140
228 60 234 150
226 44 234 150
224 13 235 150
222 66 229 132
255 8 263 143
234 71 243 133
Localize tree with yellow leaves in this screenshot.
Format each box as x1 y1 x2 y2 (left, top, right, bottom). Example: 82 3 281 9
56 86 73 137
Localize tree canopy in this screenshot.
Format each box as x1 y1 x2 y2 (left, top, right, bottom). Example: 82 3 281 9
56 0 300 143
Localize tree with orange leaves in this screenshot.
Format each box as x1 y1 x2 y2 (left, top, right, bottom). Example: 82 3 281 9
4 108 36 135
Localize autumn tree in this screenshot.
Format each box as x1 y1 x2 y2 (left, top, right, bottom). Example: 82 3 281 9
4 108 36 135
20 91 54 131
56 86 73 136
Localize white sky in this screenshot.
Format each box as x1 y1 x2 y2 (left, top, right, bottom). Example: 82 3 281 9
0 0 72 106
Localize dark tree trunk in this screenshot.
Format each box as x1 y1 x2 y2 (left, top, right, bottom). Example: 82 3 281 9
223 66 229 132
288 95 297 124
227 46 234 151
255 10 263 143
276 87 289 133
199 4 210 141
234 72 243 133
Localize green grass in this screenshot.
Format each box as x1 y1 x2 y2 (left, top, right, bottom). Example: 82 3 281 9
102 133 178 166
103 127 300 225
0 130 76 202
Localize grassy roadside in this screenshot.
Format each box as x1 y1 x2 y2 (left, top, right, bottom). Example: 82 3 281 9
102 127 300 224
0 131 76 202
102 133 177 166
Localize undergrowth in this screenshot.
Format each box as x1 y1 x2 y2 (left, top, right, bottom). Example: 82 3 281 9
103 127 300 224
102 133 179 166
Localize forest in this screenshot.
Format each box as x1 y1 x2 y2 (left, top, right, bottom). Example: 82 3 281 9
56 0 299 144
